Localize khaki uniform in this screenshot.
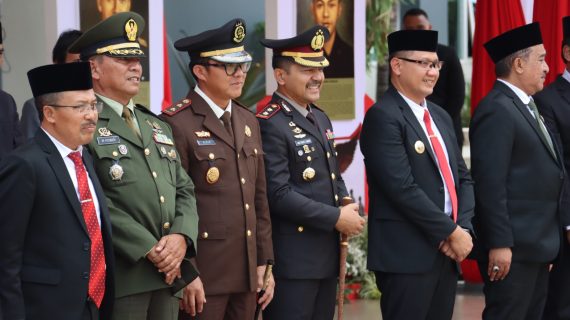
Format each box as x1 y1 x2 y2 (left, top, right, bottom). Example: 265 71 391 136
161 90 273 296
88 100 198 298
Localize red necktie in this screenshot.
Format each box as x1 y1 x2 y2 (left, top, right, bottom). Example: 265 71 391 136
423 110 457 222
68 152 106 308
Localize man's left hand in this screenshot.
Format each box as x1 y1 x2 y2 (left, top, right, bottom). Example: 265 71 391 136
256 265 275 310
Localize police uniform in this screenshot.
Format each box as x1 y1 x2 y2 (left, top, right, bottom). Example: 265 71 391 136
161 19 273 320
258 27 349 320
69 12 199 320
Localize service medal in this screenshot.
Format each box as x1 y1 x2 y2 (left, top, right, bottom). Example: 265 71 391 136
109 163 124 181
302 167 316 181
415 140 425 154
206 167 220 184
118 144 128 155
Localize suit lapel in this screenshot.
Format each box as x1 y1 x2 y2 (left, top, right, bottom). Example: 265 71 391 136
391 89 437 165
36 131 88 234
134 108 154 148
97 100 143 148
496 82 557 162
277 97 326 148
189 91 235 149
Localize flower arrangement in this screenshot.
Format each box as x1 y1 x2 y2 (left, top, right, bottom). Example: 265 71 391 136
345 219 381 300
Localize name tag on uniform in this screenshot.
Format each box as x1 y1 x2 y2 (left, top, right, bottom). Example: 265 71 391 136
97 136 120 145
295 138 313 146
197 139 216 146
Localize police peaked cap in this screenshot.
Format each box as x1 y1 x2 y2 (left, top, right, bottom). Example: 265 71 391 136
261 25 330 68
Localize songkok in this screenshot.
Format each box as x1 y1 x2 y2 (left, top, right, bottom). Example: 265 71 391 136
484 23 543 63
388 30 438 55
27 62 93 97
563 16 570 40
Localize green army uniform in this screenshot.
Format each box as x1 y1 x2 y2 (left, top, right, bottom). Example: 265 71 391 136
68 11 199 319
87 97 198 297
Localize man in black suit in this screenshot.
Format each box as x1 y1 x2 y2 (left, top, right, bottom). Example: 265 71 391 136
258 26 365 320
470 23 565 320
533 16 570 320
360 29 474 320
0 21 23 160
403 8 466 147
0 62 114 320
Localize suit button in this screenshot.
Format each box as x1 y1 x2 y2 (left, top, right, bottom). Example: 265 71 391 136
83 242 90 251
297 226 304 232
254 148 258 155
112 151 118 157
163 222 170 230
331 173 336 180
202 232 209 239
237 153 240 159
307 156 312 162
327 152 331 158
439 187 444 193
83 272 89 279
241 178 246 184
335 152 338 156
208 153 215 160
144 148 150 156
245 203 250 210
335 194 339 202
160 196 165 203
247 230 252 237
152 171 157 178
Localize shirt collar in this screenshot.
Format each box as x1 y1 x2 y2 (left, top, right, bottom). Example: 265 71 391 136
195 85 232 119
41 128 83 158
562 69 570 84
497 79 531 105
275 91 309 117
96 94 135 117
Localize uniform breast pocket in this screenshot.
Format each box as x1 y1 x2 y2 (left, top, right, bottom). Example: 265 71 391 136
193 147 227 187
242 143 263 178
155 143 181 186
91 145 137 187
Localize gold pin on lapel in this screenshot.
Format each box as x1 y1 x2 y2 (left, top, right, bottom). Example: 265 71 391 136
415 141 425 154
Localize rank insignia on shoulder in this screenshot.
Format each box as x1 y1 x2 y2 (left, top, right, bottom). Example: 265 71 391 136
256 104 281 119
195 130 211 138
162 98 192 116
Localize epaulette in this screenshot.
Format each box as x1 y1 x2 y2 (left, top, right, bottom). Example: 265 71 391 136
256 104 281 119
161 98 192 116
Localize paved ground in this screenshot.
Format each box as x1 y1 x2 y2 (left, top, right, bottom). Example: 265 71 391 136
340 282 485 319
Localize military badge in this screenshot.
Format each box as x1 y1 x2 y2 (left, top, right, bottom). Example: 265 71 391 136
297 150 304 156
124 18 138 42
280 102 292 112
294 134 306 139
325 129 335 140
245 125 252 137
168 149 177 159
233 21 246 43
118 144 128 155
152 122 162 130
206 167 220 184
311 29 325 51
153 133 174 145
161 146 167 154
302 167 316 181
195 131 211 138
415 140 425 154
292 127 303 134
289 121 296 127
98 127 112 137
109 162 124 181
303 145 311 154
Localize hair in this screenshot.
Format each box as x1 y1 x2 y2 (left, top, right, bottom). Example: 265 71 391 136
403 8 429 20
272 56 293 71
495 47 532 78
562 38 570 64
52 29 83 64
35 92 61 122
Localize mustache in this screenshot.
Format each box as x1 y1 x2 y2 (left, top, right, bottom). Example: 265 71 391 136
307 80 322 87
81 120 97 127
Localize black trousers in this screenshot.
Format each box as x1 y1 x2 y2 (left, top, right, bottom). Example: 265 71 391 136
375 253 458 320
263 277 336 320
478 260 549 320
543 239 570 320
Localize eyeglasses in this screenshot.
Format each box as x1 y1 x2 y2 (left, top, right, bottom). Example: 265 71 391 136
396 57 444 70
201 62 252 76
50 101 104 114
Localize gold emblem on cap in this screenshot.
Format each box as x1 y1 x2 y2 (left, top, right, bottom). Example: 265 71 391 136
303 167 316 181
415 140 425 154
245 125 251 137
233 21 246 43
124 18 138 42
311 29 325 51
206 167 220 184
